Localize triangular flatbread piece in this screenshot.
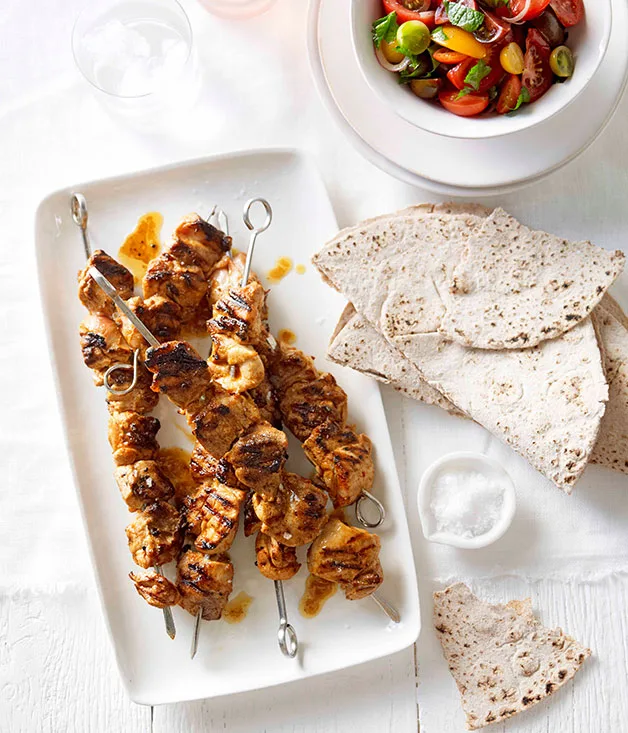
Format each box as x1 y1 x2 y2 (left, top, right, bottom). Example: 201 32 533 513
591 301 628 473
440 208 624 349
434 583 591 730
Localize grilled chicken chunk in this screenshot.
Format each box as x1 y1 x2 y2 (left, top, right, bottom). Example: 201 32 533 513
108 411 160 466
126 500 182 568
190 442 222 483
177 548 234 620
185 480 246 554
115 460 175 511
143 253 207 309
255 532 301 581
116 295 181 350
129 569 181 608
303 420 374 507
278 373 348 442
188 389 260 457
145 341 211 411
208 253 254 306
253 471 328 546
243 492 261 537
224 422 288 499
78 250 134 318
268 343 319 393
307 518 383 600
206 334 265 393
249 374 280 427
79 315 132 380
105 362 159 415
208 280 266 344
170 214 231 276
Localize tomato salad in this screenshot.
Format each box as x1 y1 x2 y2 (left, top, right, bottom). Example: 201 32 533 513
372 0 584 117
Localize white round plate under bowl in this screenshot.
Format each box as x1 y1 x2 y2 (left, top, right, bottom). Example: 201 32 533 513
417 452 516 550
351 0 612 140
308 0 628 195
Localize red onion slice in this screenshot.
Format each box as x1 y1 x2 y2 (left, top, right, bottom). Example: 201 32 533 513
503 0 532 24
375 46 411 73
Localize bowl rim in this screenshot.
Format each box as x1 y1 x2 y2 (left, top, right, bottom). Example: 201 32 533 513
351 0 613 140
417 451 517 549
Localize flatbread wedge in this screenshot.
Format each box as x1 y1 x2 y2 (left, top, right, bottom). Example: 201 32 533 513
434 583 591 730
441 208 625 349
313 208 624 352
590 301 628 473
328 303 464 417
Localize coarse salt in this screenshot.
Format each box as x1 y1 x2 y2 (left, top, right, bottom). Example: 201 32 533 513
429 469 505 539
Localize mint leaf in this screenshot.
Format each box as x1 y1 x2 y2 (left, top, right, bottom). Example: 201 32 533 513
443 1 485 32
431 26 449 43
372 12 398 48
456 87 473 100
464 59 491 91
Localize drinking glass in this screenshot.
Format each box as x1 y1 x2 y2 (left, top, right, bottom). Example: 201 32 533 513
196 0 277 20
72 0 201 124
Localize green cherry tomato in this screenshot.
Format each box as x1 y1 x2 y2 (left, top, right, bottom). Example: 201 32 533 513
550 45 575 77
396 20 431 56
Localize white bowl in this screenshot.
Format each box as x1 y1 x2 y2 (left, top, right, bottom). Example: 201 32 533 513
417 452 516 549
351 0 612 139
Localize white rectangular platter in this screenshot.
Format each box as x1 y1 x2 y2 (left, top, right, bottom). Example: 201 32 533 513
34 149 420 705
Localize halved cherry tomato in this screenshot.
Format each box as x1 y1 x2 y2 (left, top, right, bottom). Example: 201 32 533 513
505 0 551 21
447 57 476 90
446 49 503 93
496 74 522 114
434 0 476 25
382 0 436 27
439 86 489 116
550 0 584 27
432 49 469 64
473 11 512 45
522 27 553 102
475 48 505 92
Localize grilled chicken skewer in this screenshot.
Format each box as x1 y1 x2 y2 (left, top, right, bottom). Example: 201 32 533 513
73 194 180 639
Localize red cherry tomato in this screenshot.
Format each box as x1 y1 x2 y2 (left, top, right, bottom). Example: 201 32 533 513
473 11 512 45
382 0 436 26
439 87 489 116
522 27 553 102
549 0 584 27
447 57 477 90
496 74 522 114
506 0 551 21
432 49 469 64
434 0 476 25
475 48 506 92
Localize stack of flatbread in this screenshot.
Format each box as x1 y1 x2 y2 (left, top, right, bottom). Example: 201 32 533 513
433 583 590 729
313 204 627 492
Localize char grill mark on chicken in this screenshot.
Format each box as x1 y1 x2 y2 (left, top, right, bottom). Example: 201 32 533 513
125 499 182 569
144 341 212 410
307 518 383 600
130 569 181 608
185 479 246 554
171 214 232 276
78 250 134 318
116 295 182 352
255 532 301 581
79 315 133 379
303 420 374 508
177 547 234 620
224 422 288 499
243 492 261 537
108 411 161 466
253 471 328 547
115 459 175 511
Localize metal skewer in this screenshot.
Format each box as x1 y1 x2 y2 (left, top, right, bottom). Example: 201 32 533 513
71 193 177 640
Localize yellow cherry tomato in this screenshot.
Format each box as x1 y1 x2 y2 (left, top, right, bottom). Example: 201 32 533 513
430 25 487 60
381 39 405 64
500 42 525 75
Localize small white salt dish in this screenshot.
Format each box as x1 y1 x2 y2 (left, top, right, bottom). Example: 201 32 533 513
417 452 516 550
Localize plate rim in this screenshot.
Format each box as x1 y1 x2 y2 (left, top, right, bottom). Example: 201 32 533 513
33 147 421 705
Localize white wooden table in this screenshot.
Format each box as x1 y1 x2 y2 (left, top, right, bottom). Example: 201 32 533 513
1 0 627 730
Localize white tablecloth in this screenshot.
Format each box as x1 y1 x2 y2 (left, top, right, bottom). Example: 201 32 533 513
1 1 627 731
